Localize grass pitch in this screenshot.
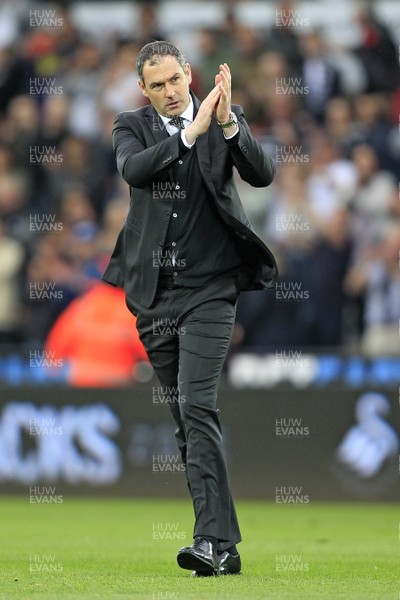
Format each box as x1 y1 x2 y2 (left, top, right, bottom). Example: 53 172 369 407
0 497 398 599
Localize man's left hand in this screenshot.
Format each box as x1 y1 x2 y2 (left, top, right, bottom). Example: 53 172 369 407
215 63 232 124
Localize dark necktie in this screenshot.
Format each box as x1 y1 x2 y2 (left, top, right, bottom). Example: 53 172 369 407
169 116 185 130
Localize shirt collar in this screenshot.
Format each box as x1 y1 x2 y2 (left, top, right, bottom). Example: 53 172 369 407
158 94 194 126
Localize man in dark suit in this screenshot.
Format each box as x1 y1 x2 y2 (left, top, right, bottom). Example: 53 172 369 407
103 41 277 576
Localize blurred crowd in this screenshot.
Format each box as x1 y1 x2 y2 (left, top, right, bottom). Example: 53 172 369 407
0 0 399 364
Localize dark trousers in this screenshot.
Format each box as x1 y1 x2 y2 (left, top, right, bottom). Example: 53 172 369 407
126 277 241 551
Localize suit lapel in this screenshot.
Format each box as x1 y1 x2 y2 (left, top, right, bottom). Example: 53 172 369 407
144 105 169 144
144 104 173 184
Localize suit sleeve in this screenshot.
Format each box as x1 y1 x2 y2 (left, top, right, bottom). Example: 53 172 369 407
113 112 190 188
225 108 276 188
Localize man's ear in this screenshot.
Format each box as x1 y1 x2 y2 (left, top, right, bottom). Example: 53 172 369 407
138 79 148 98
185 63 192 86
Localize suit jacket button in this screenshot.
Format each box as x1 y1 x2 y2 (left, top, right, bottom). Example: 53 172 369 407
164 211 171 219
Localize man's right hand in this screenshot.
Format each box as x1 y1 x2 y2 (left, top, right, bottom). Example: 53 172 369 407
184 85 221 145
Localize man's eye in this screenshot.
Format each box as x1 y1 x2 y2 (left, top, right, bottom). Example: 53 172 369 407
172 77 179 82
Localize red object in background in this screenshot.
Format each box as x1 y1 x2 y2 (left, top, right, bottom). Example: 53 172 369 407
45 282 148 387
362 25 380 48
25 31 57 57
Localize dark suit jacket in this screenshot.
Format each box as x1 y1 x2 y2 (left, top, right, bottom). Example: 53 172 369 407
102 93 278 308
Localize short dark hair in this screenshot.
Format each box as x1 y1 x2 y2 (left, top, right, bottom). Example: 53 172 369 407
136 41 186 82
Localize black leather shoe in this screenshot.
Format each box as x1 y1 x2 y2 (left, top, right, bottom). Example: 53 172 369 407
190 551 241 577
218 551 241 575
177 538 218 574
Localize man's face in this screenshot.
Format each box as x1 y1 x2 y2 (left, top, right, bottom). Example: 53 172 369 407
138 55 192 117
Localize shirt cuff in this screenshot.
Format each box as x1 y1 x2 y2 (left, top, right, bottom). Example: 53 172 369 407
181 129 196 148
223 124 239 140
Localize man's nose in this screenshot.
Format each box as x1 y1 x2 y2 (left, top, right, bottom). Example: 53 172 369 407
165 83 175 98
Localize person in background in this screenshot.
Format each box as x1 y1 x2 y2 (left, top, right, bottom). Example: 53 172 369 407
345 223 400 357
45 281 148 386
0 218 25 349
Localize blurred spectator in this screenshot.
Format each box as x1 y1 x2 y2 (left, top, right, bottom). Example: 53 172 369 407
197 29 231 96
257 51 293 122
58 186 97 228
2 95 39 170
23 233 89 346
0 142 13 175
355 6 399 93
265 159 351 348
229 26 263 90
234 285 301 352
353 94 400 178
57 186 104 279
299 205 351 346
0 173 27 238
45 282 149 386
349 143 397 262
303 134 355 346
328 44 366 98
101 39 143 114
324 97 364 157
0 219 25 347
345 223 400 356
35 95 71 147
263 1 303 75
0 46 33 114
62 41 103 138
96 197 128 258
44 135 106 213
265 163 314 263
136 2 165 46
306 132 357 223
299 30 341 123
234 164 313 351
